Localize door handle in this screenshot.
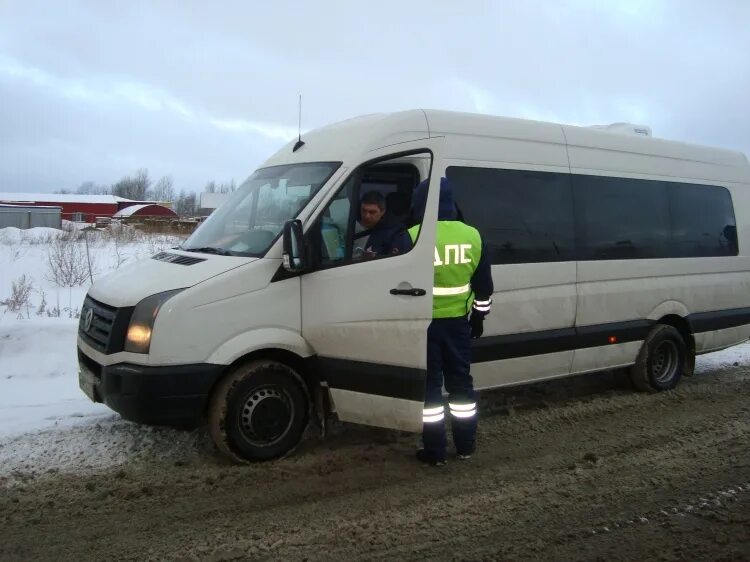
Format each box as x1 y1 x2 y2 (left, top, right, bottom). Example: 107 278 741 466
390 287 427 297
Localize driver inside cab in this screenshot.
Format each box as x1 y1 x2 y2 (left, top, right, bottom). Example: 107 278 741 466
356 190 411 259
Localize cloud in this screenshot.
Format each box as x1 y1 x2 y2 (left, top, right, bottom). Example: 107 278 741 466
0 0 748 193
209 119 298 142
0 53 298 143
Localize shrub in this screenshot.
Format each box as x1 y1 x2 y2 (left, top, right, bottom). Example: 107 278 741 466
1 274 34 316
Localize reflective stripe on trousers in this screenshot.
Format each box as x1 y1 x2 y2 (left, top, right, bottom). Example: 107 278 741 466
449 402 477 419
423 405 445 423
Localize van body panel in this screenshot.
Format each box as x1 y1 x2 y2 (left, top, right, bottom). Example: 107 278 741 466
425 110 568 147
261 111 430 168
87 251 257 308
205 327 313 365
486 262 577 333
327 389 423 432
149 260 301 365
695 325 750 354
645 300 691 320
472 350 573 389
570 342 643 374
576 261 750 328
476 262 577 386
563 125 749 183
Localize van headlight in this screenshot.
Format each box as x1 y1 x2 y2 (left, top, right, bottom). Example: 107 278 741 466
125 289 185 354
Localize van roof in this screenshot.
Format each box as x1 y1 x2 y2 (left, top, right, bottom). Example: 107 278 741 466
261 109 749 176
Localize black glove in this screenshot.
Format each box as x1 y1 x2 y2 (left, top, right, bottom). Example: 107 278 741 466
469 312 484 339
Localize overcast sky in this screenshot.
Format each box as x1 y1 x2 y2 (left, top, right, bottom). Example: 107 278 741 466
1 0 748 194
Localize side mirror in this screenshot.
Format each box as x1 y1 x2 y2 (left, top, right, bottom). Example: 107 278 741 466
282 219 307 272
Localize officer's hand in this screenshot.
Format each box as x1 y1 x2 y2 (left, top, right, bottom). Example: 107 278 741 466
469 312 484 339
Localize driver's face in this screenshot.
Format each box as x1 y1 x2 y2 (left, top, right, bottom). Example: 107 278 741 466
360 203 384 229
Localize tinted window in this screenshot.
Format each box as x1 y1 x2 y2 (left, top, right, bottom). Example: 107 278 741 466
574 175 670 260
669 183 737 257
447 167 575 264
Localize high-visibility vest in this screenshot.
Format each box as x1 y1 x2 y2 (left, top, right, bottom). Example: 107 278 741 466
409 221 482 318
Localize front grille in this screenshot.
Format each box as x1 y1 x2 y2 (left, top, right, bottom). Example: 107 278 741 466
152 252 205 266
79 296 134 354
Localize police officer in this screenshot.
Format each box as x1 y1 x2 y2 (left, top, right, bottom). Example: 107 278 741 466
408 177 493 466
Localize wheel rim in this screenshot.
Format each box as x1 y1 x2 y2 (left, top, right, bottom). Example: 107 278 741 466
239 386 294 445
651 340 679 384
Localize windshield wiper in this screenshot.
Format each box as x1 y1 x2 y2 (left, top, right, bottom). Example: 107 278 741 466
182 246 234 256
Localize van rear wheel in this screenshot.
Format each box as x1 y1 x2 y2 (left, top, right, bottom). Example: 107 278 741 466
208 360 309 462
630 324 687 392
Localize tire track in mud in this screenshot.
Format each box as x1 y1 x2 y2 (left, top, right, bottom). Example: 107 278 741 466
586 481 750 536
257 424 750 561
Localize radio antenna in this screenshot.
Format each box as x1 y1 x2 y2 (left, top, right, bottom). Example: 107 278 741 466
293 94 305 152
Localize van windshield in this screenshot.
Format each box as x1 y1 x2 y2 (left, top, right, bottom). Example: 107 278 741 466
182 162 340 257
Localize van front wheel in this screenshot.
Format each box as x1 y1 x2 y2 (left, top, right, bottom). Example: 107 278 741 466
208 360 309 462
630 324 687 392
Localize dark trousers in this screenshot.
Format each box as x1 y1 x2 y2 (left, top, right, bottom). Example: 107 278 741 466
422 317 477 461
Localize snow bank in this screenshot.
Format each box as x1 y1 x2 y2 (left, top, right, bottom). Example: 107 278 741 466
0 226 64 245
0 319 111 437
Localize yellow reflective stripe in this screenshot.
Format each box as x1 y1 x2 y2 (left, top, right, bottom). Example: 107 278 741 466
423 412 445 423
433 284 471 296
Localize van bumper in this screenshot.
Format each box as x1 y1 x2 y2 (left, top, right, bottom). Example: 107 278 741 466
78 350 224 429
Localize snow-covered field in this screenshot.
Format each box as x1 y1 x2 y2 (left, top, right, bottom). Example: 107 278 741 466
1 225 750 481
0 226 201 478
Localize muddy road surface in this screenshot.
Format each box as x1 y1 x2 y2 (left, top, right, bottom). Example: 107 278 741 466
2 359 749 561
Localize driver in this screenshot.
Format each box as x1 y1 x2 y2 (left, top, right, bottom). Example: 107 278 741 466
357 190 411 258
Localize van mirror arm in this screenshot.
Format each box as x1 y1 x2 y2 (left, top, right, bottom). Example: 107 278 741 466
282 219 308 272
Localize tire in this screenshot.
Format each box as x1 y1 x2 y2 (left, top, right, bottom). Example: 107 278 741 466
630 324 687 392
208 360 309 463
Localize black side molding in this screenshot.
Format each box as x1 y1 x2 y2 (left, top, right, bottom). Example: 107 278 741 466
313 357 425 402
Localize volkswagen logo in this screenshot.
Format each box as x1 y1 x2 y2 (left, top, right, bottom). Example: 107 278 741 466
83 308 94 332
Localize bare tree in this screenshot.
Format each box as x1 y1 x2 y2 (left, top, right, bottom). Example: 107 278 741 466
153 176 175 202
112 168 151 200
77 181 110 195
219 179 236 193
205 181 217 193
174 189 198 216
46 237 96 309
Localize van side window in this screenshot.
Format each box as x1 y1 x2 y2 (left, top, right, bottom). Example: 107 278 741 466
447 166 575 264
312 160 422 269
669 183 737 257
574 176 738 260
574 175 671 260
319 178 355 265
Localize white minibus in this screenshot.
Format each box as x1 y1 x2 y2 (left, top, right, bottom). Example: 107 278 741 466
77 110 750 461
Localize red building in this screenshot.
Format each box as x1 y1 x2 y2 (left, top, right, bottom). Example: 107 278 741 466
0 193 168 223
